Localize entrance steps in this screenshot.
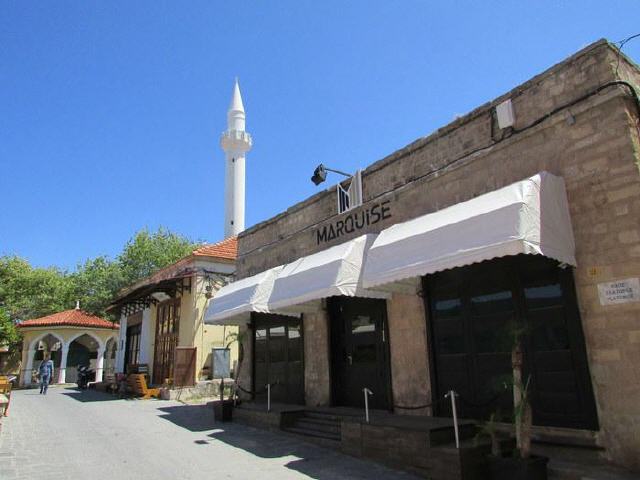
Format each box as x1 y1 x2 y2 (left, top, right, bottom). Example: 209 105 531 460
282 411 341 443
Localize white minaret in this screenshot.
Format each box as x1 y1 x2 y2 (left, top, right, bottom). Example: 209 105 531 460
221 78 252 238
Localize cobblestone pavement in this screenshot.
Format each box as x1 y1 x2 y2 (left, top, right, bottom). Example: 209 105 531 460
0 387 420 480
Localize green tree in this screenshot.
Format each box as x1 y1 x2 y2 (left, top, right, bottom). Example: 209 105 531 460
0 307 20 349
71 256 124 318
0 256 75 322
0 227 199 325
118 227 199 285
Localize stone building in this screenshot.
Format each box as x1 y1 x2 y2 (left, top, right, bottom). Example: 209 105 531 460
206 39 640 472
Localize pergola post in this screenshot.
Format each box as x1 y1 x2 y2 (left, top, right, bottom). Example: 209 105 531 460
22 349 36 387
58 344 69 384
95 346 106 383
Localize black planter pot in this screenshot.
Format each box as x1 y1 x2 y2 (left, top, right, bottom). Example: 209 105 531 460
488 454 548 480
213 400 233 422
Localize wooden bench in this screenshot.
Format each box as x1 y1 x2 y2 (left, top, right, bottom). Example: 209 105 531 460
0 380 12 416
95 373 119 394
127 374 160 399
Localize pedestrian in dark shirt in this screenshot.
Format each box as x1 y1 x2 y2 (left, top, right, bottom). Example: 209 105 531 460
38 354 54 395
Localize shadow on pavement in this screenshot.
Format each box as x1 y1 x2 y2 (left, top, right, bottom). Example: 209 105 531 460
156 404 217 432
61 388 122 402
205 423 417 480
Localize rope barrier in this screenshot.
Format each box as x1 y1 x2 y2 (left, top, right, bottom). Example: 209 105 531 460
455 388 508 408
392 395 448 410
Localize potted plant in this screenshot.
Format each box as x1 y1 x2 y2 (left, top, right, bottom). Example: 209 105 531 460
213 378 233 421
212 330 248 421
488 340 548 480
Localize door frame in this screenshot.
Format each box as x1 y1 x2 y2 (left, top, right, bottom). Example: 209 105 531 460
327 296 393 410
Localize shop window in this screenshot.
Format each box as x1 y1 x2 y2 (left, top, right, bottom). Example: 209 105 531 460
288 324 302 362
471 290 514 316
268 326 286 363
435 298 462 318
351 315 375 334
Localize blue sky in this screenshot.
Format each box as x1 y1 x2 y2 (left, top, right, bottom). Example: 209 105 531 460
2 2 640 270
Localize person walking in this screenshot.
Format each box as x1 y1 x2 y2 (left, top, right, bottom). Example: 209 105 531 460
38 354 54 395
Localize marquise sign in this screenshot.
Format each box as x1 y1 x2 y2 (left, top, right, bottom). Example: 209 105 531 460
316 200 391 245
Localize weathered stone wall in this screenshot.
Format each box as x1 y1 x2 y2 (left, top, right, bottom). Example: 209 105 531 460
236 324 253 401
236 40 640 469
386 292 431 415
303 310 331 406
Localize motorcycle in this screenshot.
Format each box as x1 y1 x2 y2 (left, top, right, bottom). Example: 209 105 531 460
76 365 95 389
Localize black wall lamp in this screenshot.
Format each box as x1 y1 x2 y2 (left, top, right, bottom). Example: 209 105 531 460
311 164 352 185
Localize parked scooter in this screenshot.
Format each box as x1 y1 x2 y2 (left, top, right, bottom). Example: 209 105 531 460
76 365 95 389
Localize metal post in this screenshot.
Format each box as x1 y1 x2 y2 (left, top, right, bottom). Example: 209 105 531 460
446 390 460 449
363 388 373 423
267 383 271 412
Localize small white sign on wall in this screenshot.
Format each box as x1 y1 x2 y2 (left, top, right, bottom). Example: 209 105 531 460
597 277 640 306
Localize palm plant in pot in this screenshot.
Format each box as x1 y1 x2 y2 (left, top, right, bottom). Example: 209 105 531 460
488 340 548 480
213 330 246 421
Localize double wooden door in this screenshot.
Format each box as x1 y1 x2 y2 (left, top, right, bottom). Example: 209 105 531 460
253 314 304 405
152 298 180 385
329 297 391 410
427 255 598 430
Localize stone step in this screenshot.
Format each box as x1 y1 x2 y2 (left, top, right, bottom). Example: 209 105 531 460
295 418 341 434
283 426 341 442
301 411 342 422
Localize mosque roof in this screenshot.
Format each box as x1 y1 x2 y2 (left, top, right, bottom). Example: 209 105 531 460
18 309 118 330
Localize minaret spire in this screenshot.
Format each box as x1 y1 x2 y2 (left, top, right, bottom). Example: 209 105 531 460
221 79 252 238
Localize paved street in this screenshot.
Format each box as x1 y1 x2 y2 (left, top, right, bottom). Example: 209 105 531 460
0 387 419 480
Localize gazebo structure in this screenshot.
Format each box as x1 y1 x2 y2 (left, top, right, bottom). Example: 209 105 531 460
17 305 119 387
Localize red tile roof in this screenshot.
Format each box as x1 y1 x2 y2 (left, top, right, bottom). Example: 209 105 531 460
18 309 119 330
192 236 237 261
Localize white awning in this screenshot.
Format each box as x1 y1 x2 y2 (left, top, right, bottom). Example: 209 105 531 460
204 266 283 325
362 172 576 289
268 234 386 312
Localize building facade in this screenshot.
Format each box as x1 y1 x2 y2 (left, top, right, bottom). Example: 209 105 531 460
110 238 238 387
208 40 640 470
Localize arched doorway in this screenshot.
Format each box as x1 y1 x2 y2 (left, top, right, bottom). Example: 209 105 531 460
66 334 101 384
30 334 63 384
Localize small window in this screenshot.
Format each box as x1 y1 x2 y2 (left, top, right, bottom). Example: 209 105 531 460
351 315 375 335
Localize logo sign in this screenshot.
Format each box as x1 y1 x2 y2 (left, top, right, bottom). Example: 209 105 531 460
337 170 363 214
316 200 391 245
597 277 640 306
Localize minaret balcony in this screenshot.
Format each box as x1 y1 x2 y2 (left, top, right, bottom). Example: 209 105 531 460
220 130 253 152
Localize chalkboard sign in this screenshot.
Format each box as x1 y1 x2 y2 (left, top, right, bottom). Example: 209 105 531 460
212 348 231 379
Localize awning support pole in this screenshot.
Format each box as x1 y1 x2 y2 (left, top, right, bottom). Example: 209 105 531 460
363 388 373 423
446 390 460 449
267 383 271 413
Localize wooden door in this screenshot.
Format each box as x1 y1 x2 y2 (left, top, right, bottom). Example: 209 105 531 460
173 347 196 387
252 314 304 405
152 298 180 385
329 297 391 410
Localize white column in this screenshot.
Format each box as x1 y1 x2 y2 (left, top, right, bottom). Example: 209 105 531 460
95 347 105 383
57 344 69 384
21 349 35 387
139 308 152 364
115 314 127 373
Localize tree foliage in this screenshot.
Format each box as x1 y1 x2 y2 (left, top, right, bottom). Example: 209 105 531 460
0 227 199 330
118 227 197 285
